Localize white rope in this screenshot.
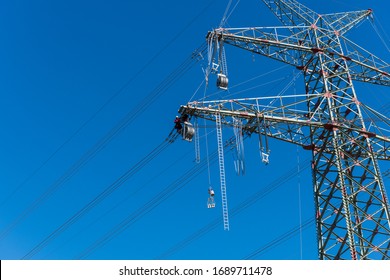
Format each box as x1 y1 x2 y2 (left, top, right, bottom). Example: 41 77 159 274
296 145 303 259
202 84 213 188
219 0 234 27
374 13 390 43
224 76 286 99
265 70 302 108
224 0 241 26
219 0 241 27
189 79 206 102
198 64 290 101
293 69 303 260
370 15 390 53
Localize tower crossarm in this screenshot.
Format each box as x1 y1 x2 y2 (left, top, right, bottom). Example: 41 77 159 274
208 27 390 86
208 26 317 67
371 135 390 161
320 9 373 36
360 104 390 160
179 100 390 160
180 102 318 148
339 36 390 86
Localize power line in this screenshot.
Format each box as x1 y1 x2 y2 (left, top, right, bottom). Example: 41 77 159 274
156 157 311 259
43 145 194 259
0 44 206 242
0 0 214 211
243 217 315 259
75 150 216 259
74 137 236 259
21 134 177 259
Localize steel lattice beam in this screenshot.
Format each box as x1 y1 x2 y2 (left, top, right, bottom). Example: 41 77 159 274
179 0 390 259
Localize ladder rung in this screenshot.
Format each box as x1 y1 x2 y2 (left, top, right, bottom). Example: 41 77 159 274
216 113 230 231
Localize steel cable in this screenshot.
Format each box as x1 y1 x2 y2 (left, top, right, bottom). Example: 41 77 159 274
74 137 236 259
0 43 207 242
243 217 315 259
21 135 176 259
43 145 194 258
156 157 311 259
0 0 214 210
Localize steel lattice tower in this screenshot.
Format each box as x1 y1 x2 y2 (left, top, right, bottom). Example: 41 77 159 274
178 0 390 259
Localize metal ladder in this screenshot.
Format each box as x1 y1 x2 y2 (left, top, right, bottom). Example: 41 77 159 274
194 120 201 163
216 113 230 231
220 45 228 77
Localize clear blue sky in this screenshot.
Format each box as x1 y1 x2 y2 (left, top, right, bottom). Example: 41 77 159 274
0 0 389 260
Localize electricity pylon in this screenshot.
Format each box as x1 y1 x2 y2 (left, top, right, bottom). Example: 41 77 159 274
178 0 390 259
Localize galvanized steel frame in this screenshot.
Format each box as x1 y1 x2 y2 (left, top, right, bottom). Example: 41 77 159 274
180 0 390 259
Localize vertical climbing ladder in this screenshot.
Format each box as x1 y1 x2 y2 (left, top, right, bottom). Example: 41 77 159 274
194 120 201 163
216 113 230 230
220 44 228 77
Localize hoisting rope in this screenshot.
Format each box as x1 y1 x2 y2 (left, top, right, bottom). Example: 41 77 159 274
219 0 233 27
203 85 213 193
265 69 302 109
219 0 241 28
369 14 390 53
188 79 206 103
197 64 290 102
296 139 304 260
294 69 304 260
